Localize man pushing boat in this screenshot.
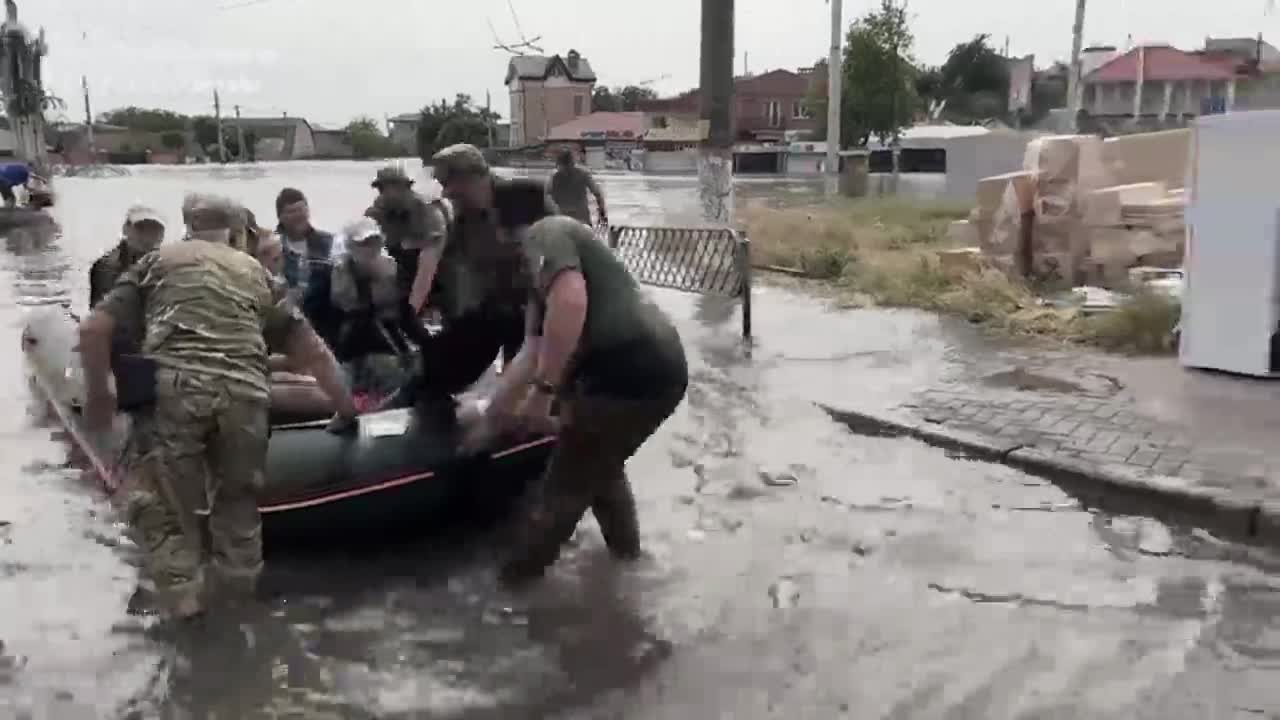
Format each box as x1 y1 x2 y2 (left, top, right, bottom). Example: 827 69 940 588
463 215 688 587
78 193 358 620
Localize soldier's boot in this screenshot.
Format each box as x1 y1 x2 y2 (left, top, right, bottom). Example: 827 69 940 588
591 473 642 560
499 496 591 588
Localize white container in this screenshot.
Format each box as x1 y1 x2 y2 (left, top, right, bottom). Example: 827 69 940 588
1180 110 1280 377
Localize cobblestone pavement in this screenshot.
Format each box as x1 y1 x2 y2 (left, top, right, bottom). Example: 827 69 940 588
901 380 1280 505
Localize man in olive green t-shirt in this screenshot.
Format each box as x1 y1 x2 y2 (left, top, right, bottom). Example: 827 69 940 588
472 215 687 587
547 148 607 226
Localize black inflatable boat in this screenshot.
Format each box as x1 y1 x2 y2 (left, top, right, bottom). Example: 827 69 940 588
22 307 556 543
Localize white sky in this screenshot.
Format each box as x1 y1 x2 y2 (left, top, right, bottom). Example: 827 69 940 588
26 0 1280 128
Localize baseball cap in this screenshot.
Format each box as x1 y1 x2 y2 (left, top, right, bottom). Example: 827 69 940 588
125 205 164 227
431 144 489 185
342 217 384 247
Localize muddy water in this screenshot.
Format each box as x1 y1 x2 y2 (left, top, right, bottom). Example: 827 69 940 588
0 162 1278 718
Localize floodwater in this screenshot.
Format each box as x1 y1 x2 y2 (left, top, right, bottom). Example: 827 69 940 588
1 161 1278 718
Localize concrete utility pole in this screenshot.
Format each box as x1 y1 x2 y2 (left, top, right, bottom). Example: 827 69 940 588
1067 0 1087 130
698 0 735 224
233 104 246 162
81 74 95 163
213 89 227 163
825 0 842 180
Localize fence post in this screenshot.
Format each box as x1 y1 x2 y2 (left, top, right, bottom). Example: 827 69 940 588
608 224 621 250
736 231 752 340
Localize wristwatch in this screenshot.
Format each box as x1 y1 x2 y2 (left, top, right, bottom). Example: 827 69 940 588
532 379 558 395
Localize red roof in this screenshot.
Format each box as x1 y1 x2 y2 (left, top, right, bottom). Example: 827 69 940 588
1087 45 1236 82
546 112 647 141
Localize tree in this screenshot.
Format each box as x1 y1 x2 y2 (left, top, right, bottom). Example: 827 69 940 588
98 107 187 133
415 94 501 159
841 0 917 147
592 86 621 112
346 116 400 159
190 115 239 160
591 85 657 112
932 35 1010 121
160 131 185 151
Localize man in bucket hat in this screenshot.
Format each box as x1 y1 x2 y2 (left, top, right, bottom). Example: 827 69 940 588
365 164 450 322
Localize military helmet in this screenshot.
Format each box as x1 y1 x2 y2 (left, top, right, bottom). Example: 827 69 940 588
431 143 489 186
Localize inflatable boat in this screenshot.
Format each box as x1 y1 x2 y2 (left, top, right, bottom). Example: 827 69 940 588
21 307 557 543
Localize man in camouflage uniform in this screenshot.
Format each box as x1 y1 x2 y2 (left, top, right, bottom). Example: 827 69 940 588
88 205 165 310
78 195 358 619
364 165 449 320
405 143 556 409
547 147 607 226
468 215 688 587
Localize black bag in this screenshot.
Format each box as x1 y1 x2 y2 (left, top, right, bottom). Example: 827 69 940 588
113 353 158 412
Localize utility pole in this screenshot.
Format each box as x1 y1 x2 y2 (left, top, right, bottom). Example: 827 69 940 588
486 90 495 148
698 0 735 224
825 0 842 181
233 104 246 163
1067 0 1087 131
81 75 96 164
213 89 227 163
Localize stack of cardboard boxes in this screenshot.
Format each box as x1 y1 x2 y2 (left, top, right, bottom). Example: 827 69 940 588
963 129 1189 288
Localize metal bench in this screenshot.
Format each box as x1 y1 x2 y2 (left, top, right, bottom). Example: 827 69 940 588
595 224 752 339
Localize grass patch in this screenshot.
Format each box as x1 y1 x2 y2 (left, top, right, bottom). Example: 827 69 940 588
739 197 1180 355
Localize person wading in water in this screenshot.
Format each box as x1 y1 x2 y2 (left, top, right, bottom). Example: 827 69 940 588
546 147 607 226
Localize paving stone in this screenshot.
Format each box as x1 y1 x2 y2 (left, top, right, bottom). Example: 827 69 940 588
1128 450 1161 468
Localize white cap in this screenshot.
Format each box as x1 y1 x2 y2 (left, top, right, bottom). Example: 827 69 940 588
341 217 383 246
125 205 164 227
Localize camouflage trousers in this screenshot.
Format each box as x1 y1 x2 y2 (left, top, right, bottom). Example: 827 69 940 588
501 384 687 585
118 369 269 617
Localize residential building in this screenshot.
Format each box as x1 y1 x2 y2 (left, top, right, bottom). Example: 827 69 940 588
639 67 822 143
234 116 316 160
1081 45 1237 124
387 112 420 154
312 127 354 159
50 122 182 164
505 50 597 147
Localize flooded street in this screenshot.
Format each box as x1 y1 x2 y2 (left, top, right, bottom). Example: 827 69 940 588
1 161 1279 718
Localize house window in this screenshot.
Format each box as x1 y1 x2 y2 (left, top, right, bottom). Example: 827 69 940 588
792 101 807 119
766 101 781 127
574 95 584 116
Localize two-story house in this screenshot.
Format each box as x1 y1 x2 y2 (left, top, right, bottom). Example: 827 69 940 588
505 50 596 147
639 67 822 143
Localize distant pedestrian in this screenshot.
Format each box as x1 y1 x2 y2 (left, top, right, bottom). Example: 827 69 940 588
547 148 607 226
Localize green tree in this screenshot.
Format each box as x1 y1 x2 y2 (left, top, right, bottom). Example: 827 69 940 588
592 86 621 112
98 106 188 132
159 131 185 150
842 0 917 147
346 116 400 159
591 85 657 112
415 94 501 159
190 116 239 160
934 34 1010 121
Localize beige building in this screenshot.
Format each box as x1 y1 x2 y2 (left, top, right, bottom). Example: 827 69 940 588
505 50 596 147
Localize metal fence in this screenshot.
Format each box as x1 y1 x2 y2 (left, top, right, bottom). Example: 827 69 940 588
596 225 752 339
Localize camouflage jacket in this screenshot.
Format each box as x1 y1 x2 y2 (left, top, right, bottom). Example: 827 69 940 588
96 239 307 402
88 241 146 311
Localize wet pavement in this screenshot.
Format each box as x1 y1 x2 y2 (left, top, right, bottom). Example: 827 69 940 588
1 161 1279 718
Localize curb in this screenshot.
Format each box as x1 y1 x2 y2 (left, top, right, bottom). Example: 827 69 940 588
817 403 1272 546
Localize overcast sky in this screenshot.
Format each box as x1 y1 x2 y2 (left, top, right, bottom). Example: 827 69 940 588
27 0 1280 128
